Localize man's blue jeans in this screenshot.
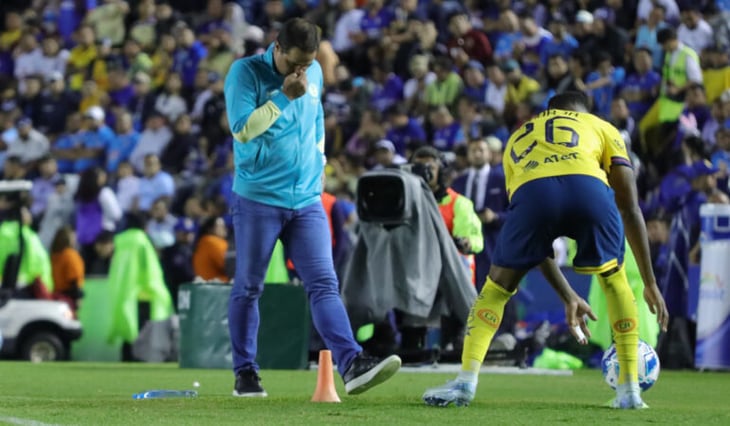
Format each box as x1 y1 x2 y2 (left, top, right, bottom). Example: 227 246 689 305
229 194 361 377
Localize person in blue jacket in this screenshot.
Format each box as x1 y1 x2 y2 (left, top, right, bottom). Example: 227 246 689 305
224 18 400 398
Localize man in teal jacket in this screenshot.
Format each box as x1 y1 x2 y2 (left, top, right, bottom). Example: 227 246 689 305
224 18 400 397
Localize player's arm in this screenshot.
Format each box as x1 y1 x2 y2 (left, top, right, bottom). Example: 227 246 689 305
224 61 292 143
452 196 484 254
602 123 669 330
538 257 596 344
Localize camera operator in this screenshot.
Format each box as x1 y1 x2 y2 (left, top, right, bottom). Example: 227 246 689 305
405 146 484 352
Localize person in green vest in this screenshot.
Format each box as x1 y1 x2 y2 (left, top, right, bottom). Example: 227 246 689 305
0 207 54 292
657 27 703 124
106 212 173 361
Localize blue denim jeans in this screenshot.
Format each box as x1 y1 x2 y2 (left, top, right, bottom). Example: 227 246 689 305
229 194 361 377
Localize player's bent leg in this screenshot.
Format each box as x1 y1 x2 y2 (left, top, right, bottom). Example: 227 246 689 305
597 264 644 409
423 266 523 407
282 201 401 395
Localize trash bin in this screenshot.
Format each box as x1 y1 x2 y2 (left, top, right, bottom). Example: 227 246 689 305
696 204 730 370
178 283 310 370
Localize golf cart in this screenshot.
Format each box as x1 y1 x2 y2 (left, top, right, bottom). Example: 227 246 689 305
0 180 82 362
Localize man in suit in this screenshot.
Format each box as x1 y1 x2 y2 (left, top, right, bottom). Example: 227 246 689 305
451 137 509 292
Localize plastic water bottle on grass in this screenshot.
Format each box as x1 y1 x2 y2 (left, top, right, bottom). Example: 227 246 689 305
133 390 198 399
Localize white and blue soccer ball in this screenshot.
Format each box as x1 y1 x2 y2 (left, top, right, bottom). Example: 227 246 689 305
601 339 660 392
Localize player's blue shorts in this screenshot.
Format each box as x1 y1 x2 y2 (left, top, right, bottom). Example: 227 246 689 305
492 175 625 274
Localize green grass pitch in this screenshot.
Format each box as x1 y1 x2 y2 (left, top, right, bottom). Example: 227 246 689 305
0 362 728 425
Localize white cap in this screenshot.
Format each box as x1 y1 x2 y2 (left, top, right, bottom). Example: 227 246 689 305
575 10 594 24
484 136 503 151
374 139 396 153
84 106 105 122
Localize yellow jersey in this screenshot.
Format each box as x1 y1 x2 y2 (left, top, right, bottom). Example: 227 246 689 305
502 109 631 199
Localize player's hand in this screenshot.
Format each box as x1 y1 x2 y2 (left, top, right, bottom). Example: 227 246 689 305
564 295 597 345
283 71 308 100
643 284 669 332
481 208 497 223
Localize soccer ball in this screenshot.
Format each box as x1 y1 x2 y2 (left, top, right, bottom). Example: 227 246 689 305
601 340 660 392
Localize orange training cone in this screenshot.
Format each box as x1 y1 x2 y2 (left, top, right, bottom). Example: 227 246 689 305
311 350 341 403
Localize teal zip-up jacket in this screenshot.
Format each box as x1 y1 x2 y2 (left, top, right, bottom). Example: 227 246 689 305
224 43 325 209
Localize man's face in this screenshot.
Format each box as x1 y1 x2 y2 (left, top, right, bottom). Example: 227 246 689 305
144 156 160 177
633 50 652 73
467 141 490 168
413 157 439 188
274 44 317 76
464 67 484 87
547 57 567 78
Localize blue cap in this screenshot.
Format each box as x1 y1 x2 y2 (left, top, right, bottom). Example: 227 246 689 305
16 116 32 127
501 59 520 73
174 218 196 233
691 159 719 178
465 60 484 72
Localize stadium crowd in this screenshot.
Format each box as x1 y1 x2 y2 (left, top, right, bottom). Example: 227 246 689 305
1 0 730 364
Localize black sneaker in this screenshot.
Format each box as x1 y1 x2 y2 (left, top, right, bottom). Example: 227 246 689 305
233 369 268 397
343 352 401 395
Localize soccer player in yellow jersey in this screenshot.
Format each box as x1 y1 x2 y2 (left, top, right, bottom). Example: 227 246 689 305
423 91 669 409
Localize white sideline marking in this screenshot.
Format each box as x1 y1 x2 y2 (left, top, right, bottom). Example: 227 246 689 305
0 415 61 426
310 362 574 376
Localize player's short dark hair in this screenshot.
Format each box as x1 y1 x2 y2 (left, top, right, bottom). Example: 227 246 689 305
547 91 590 111
277 18 321 53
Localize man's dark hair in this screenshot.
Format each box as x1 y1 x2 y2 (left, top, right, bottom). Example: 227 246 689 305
412 145 444 165
547 91 590 111
277 18 321 53
656 27 677 44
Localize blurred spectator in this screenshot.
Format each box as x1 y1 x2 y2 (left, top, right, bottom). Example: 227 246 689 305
50 225 85 313
199 73 226 156
657 27 702 124
160 217 196 310
36 72 80 138
712 127 730 194
74 166 122 266
515 13 552 78
456 95 482 141
30 156 60 222
425 56 463 110
619 48 662 121
462 60 487 103
635 5 669 70
84 0 130 46
147 197 177 250
38 177 75 251
589 8 629 67
135 154 175 213
172 27 207 89
385 104 426 156
106 112 140 174
370 61 404 113
678 5 713 54
372 139 407 169
199 30 235 79
129 112 173 173
493 10 521 62
1 155 26 180
40 36 69 80
403 54 436 114
74 106 115 173
129 0 158 51
503 59 540 107
53 112 84 174
107 66 135 109
161 114 197 175
115 161 140 212
540 14 578 65
18 76 43 124
585 52 625 118
484 63 508 115
14 32 44 88
154 72 188 123
637 0 681 24
151 33 176 89
129 71 156 131
6 116 50 169
543 54 572 94
192 215 229 282
121 38 153 79
429 105 465 152
67 25 98 91
346 108 384 159
331 0 365 57
446 11 492 68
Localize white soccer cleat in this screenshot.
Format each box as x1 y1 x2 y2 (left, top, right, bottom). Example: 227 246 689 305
608 392 649 409
422 379 476 407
